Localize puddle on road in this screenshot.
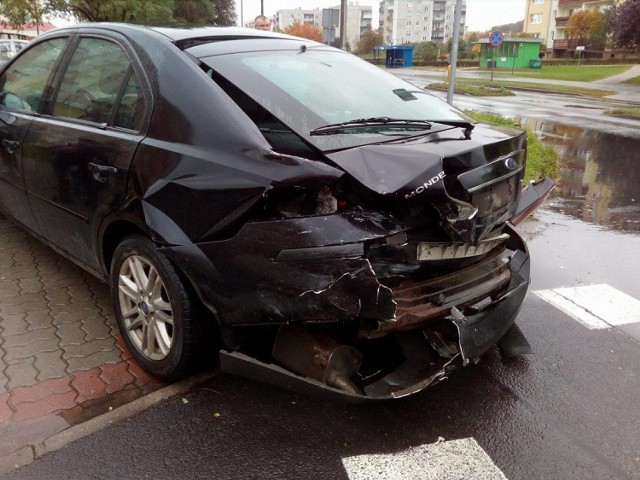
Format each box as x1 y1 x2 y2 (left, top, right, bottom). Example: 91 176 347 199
519 118 640 233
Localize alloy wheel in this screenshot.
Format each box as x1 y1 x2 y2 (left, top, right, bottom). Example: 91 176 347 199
117 254 174 361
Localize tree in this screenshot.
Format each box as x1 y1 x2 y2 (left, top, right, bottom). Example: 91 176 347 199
465 31 478 43
0 0 64 27
608 0 640 50
445 37 469 59
173 0 215 24
414 41 440 61
62 0 175 23
566 9 607 45
283 20 322 42
356 26 382 54
210 0 236 26
0 0 237 26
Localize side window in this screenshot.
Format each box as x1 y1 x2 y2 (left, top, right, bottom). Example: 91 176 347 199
114 72 145 131
53 38 131 125
0 38 66 113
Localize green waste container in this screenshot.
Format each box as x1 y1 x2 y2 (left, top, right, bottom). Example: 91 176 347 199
529 59 542 69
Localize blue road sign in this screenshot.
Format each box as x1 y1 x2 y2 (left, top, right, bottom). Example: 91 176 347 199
489 30 504 48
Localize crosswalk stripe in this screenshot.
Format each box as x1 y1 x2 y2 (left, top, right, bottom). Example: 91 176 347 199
534 284 640 330
342 437 507 480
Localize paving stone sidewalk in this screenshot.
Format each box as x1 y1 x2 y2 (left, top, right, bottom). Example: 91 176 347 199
0 214 165 474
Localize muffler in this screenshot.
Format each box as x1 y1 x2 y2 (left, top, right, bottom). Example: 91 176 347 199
272 326 363 395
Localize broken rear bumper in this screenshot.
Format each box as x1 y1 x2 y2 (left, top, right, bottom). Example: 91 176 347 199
214 222 531 401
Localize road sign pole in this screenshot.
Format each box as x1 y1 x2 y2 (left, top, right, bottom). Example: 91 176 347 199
488 30 504 84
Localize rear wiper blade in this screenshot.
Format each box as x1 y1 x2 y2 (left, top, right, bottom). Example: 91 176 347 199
309 117 432 136
428 119 476 139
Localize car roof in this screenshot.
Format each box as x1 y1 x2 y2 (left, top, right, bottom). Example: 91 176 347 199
43 23 305 50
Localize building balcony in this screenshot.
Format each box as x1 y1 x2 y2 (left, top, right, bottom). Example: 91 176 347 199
558 0 604 4
553 38 606 50
555 16 569 27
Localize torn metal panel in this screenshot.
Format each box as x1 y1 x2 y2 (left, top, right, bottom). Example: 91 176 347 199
157 211 409 326
131 146 346 242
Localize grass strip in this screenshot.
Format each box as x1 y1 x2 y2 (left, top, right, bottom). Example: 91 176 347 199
622 75 640 86
484 65 630 82
604 107 640 120
456 78 615 97
428 82 514 96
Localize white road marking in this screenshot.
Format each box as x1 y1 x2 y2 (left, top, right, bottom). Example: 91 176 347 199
342 437 507 480
534 284 640 330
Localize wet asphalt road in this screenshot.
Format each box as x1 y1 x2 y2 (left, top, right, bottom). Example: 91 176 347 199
4 274 640 479
6 205 640 479
5 88 640 480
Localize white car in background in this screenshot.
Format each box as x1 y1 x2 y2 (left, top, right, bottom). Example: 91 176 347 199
0 39 29 62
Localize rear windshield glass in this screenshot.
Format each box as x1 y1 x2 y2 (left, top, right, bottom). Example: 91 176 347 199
201 47 471 150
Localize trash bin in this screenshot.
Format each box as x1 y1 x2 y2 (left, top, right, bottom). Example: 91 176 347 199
529 59 542 69
487 60 496 68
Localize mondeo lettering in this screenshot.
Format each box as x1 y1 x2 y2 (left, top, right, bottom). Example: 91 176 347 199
404 171 446 199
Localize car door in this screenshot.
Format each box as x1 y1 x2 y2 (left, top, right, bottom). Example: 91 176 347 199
0 37 68 232
23 34 148 271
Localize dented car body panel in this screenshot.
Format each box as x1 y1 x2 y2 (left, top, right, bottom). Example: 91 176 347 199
0 24 554 400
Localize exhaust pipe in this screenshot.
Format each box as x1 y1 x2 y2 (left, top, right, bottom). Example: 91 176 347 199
272 326 363 395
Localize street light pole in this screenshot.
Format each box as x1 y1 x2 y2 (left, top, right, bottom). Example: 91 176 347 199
446 0 463 105
261 0 264 16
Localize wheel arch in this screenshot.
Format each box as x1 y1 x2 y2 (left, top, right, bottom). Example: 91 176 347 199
100 219 147 278
100 217 224 339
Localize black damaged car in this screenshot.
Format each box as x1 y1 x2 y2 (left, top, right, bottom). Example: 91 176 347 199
0 24 554 400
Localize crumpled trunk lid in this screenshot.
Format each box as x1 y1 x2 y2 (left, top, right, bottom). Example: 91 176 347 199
326 124 527 245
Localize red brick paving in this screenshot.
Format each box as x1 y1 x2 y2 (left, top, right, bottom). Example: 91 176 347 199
12 391 78 422
0 214 167 474
8 377 72 406
72 368 107 403
0 392 11 424
100 361 135 394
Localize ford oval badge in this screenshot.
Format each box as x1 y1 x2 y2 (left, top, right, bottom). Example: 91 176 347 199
505 157 517 170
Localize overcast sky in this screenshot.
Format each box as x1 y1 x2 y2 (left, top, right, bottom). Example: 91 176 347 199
234 0 526 31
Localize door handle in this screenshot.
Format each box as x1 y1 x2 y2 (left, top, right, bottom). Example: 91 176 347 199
88 162 117 182
2 139 20 154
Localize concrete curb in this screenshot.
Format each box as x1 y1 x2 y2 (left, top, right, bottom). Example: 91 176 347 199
0 371 216 476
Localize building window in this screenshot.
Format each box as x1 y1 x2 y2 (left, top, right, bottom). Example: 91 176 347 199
530 13 543 24
533 0 544 4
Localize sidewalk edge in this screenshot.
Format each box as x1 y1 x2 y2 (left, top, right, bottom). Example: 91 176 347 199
0 371 216 476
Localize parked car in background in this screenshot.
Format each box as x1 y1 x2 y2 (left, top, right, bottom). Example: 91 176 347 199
0 39 29 62
0 24 554 400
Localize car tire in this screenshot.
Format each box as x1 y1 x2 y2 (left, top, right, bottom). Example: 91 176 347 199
110 236 204 380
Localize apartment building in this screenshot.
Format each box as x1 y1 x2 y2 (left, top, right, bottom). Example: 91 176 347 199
524 0 617 57
272 8 323 31
270 4 372 50
380 0 466 45
553 0 611 54
524 0 555 46
345 3 374 50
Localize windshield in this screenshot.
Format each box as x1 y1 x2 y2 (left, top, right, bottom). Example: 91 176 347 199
201 46 472 150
